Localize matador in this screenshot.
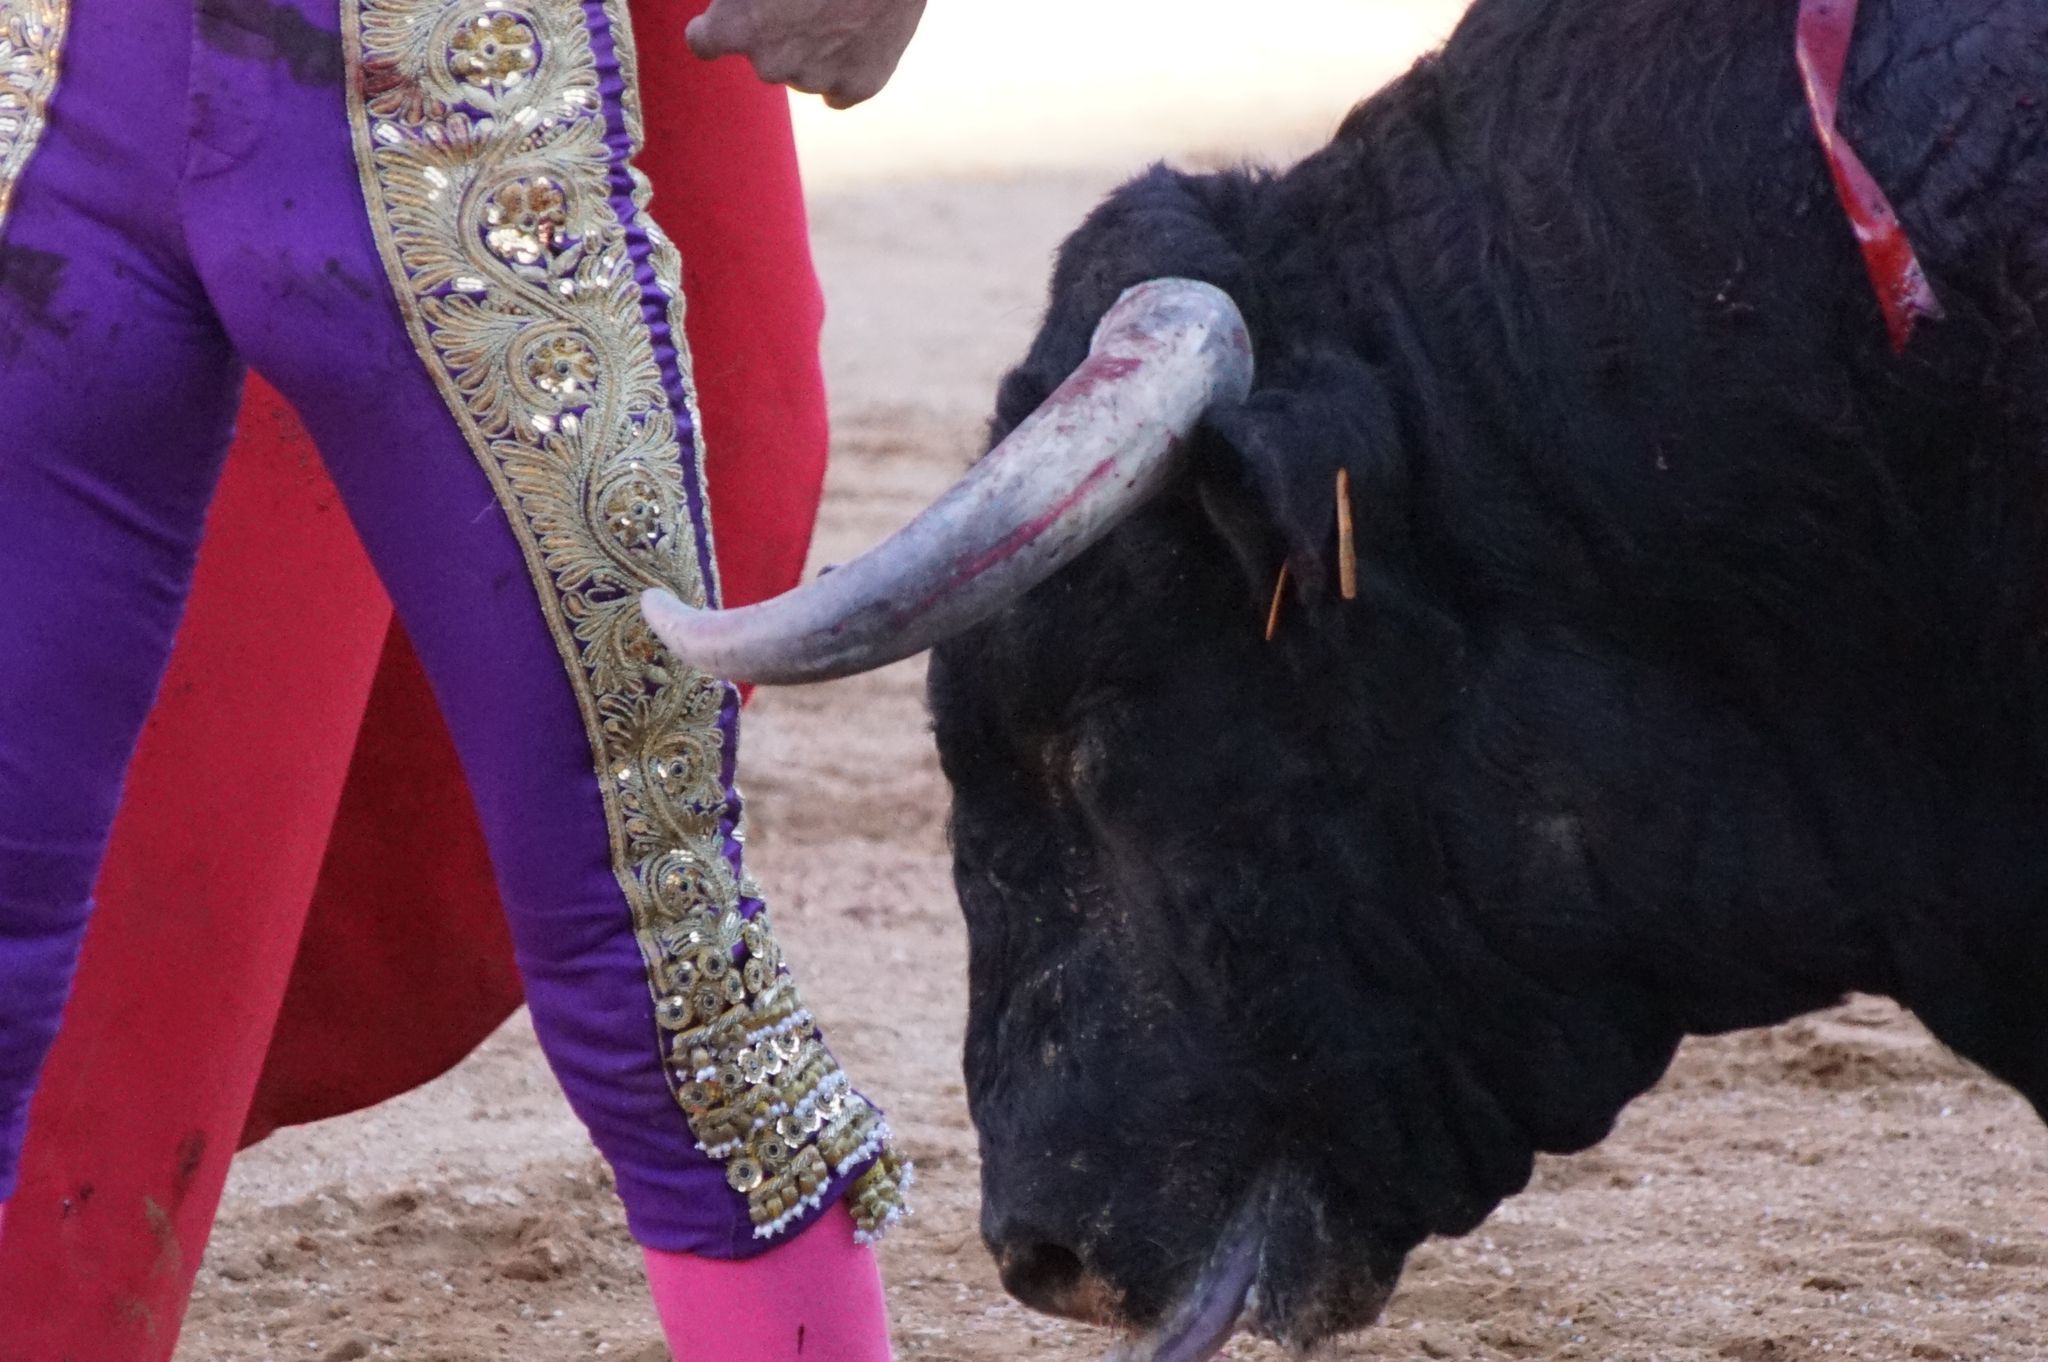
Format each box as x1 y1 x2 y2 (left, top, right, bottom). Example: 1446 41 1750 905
0 0 923 1355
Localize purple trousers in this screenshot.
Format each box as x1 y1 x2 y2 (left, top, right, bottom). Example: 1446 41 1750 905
0 0 903 1256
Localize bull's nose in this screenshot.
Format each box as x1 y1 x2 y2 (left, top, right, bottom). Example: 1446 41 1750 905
996 1240 1120 1325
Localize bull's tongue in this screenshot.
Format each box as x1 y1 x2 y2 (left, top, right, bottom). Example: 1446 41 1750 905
1102 1224 1262 1362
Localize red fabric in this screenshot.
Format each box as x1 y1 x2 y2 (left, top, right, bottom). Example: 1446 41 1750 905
237 623 516 1146
641 15 832 618
0 12 828 1353
1795 0 1941 351
0 395 394 1355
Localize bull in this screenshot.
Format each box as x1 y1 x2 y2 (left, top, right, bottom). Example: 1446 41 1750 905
644 0 2048 1355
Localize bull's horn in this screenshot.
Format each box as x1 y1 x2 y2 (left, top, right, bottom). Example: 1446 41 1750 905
640 277 1254 685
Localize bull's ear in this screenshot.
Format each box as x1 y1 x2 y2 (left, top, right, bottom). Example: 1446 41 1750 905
1200 345 1407 604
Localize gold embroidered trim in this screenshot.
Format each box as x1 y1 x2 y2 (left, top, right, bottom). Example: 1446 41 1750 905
0 0 66 231
848 1147 914 1245
597 3 723 585
341 0 905 1242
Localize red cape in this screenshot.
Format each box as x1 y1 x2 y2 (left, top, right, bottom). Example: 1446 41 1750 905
0 16 828 1354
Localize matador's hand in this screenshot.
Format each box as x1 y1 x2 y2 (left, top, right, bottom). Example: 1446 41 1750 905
686 0 929 109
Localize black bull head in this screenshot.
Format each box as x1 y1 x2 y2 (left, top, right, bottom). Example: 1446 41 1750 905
645 0 2048 1354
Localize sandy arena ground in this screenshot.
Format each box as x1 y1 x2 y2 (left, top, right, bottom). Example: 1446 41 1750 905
178 6 2048 1360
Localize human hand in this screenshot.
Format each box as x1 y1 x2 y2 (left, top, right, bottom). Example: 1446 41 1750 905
686 0 929 109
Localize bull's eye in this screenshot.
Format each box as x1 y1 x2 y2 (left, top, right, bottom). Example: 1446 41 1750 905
1069 730 1110 795
1026 706 1122 807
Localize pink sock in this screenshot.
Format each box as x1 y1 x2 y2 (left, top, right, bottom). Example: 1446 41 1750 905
643 1202 892 1362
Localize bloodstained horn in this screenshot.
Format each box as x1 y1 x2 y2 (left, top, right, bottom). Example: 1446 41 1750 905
640 278 1255 685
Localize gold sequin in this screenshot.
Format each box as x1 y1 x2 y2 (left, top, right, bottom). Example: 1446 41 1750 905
341 0 906 1242
517 326 601 405
849 1149 913 1246
0 0 66 233
482 174 569 267
446 10 539 90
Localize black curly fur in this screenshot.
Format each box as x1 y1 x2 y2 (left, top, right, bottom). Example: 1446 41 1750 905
927 0 2048 1347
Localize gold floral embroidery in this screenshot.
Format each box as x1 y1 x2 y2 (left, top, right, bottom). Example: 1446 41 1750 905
483 175 569 266
341 0 906 1242
446 10 537 90
0 0 66 231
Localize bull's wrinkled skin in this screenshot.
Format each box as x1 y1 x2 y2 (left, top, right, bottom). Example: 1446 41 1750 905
927 0 2048 1350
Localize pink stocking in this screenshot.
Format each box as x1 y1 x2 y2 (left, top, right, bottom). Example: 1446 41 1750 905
643 1202 892 1362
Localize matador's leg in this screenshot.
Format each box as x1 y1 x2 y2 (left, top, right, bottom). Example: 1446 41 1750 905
178 0 908 1338
0 0 247 1221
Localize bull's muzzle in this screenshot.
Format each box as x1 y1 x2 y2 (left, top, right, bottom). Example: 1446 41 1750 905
640 277 1255 685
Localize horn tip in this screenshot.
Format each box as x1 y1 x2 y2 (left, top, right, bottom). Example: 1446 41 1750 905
639 587 699 651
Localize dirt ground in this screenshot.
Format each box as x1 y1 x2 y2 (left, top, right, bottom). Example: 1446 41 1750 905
179 14 2048 1362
